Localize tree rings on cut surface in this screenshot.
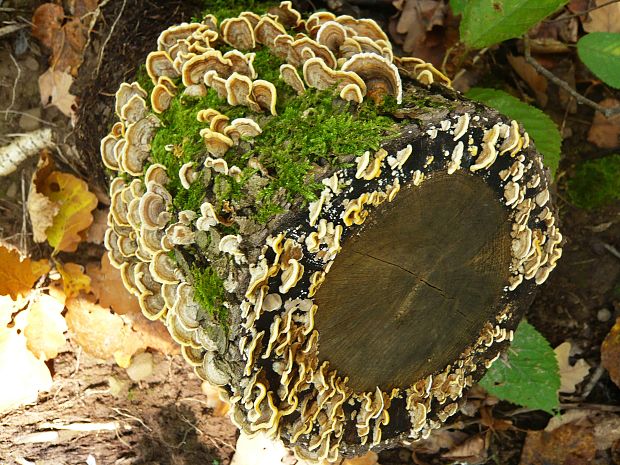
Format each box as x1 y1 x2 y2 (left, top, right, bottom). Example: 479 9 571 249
101 2 563 462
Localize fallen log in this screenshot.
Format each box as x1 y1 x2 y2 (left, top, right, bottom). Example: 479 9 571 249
102 4 562 461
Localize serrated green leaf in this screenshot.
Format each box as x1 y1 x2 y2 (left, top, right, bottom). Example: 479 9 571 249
567 154 620 209
479 320 560 413
465 87 561 178
450 0 467 15
577 33 620 89
460 0 568 49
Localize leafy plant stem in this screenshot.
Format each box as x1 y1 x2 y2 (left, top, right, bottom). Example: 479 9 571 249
523 37 620 118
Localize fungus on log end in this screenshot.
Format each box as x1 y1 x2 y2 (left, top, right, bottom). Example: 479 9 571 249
101 2 562 462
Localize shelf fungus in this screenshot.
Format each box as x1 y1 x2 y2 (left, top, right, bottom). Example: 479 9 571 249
102 4 562 463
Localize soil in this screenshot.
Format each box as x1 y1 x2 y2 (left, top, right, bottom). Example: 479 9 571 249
0 0 619 464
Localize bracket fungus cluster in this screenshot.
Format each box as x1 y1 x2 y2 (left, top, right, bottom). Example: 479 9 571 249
102 2 562 461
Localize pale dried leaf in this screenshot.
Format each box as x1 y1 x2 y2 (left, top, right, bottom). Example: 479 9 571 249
28 150 59 243
554 342 591 393
0 295 53 413
86 254 140 315
126 352 153 382
583 0 620 33
588 98 620 149
38 68 77 119
231 432 295 465
24 292 67 360
442 434 487 462
86 208 108 244
201 381 231 417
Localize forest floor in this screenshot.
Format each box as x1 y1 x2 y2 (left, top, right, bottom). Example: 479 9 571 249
0 1 619 465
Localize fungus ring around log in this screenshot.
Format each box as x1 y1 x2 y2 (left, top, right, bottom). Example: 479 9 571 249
102 3 562 462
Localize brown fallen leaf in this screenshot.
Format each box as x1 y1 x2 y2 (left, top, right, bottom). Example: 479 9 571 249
554 342 591 393
583 0 620 33
442 434 487 464
520 422 596 465
65 295 176 368
86 253 141 315
39 170 98 253
602 316 620 389
57 261 91 298
32 1 97 76
507 54 549 107
28 151 60 243
24 291 67 360
31 3 64 49
588 98 620 149
38 68 78 119
0 245 50 300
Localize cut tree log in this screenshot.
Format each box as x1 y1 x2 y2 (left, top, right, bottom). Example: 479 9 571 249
101 5 563 462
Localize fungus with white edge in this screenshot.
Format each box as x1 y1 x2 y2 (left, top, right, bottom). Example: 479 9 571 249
102 3 562 462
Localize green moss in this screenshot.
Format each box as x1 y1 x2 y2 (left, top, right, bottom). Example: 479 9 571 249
190 265 228 325
229 87 397 221
567 154 620 209
195 0 277 21
173 180 206 212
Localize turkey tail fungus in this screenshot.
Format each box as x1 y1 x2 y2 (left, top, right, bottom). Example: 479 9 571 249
102 2 563 461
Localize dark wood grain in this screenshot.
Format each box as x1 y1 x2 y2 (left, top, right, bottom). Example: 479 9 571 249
314 172 512 391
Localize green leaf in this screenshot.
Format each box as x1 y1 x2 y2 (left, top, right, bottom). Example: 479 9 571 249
460 0 568 49
450 0 467 15
479 320 560 414
577 33 620 89
567 154 620 209
466 87 561 178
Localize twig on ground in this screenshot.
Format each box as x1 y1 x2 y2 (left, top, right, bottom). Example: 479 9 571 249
0 111 57 127
546 0 620 22
95 0 127 78
603 243 620 260
0 128 54 177
0 23 27 39
20 171 27 253
5 54 21 119
110 407 152 431
523 38 620 118
580 365 606 400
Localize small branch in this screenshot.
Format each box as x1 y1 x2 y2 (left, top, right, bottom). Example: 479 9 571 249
95 0 126 78
5 54 21 119
545 0 620 22
523 38 620 118
0 23 27 39
0 128 54 177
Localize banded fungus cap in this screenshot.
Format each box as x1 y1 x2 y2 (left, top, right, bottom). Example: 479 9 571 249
102 6 562 463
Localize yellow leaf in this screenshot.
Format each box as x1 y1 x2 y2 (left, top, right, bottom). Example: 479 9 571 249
24 292 67 360
0 246 50 300
39 171 98 253
57 261 91 298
